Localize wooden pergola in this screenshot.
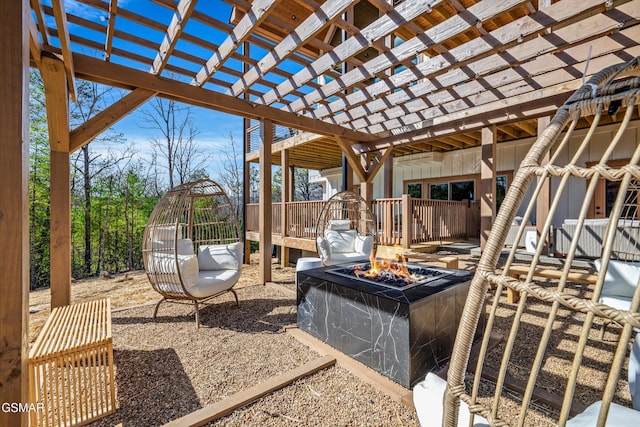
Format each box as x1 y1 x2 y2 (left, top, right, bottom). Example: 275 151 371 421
2 0 640 423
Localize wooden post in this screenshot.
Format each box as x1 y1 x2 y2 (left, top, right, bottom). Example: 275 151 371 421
281 149 289 267
259 120 273 284
242 42 251 265
41 55 72 308
0 0 30 424
383 154 393 198
341 155 353 192
402 194 411 249
480 126 497 251
536 116 552 255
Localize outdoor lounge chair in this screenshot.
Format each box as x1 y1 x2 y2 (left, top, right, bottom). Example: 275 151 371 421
143 179 243 328
315 191 376 266
412 57 640 426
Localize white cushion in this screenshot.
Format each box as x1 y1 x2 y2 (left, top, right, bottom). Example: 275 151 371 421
198 242 242 271
151 225 182 241
566 401 640 426
322 252 369 266
317 237 332 263
631 332 640 410
595 259 640 298
354 235 373 256
187 269 241 298
327 219 351 231
413 373 489 427
149 253 199 290
326 229 356 253
177 239 194 255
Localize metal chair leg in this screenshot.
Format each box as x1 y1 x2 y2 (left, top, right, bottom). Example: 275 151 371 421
600 318 612 341
194 300 200 329
230 289 239 306
153 298 165 319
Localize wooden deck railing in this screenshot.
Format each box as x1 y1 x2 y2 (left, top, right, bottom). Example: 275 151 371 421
246 196 474 247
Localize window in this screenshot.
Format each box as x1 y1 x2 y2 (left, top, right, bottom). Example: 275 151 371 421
496 175 508 211
429 183 449 200
451 180 475 201
407 182 422 198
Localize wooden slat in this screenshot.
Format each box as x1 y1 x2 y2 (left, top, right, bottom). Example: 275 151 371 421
357 37 640 152
51 0 77 100
29 13 43 67
104 0 118 61
228 0 355 97
150 0 197 75
332 0 614 130
506 265 598 285
193 0 282 86
70 88 157 152
296 0 527 116
359 3 640 134
30 0 50 45
259 0 444 106
72 53 378 142
163 355 336 427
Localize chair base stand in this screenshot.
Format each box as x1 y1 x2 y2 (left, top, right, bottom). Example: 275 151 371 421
152 289 239 328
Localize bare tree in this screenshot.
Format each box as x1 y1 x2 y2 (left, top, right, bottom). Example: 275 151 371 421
216 131 244 217
140 98 209 189
294 168 323 201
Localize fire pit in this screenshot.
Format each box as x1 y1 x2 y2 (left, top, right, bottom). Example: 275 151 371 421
297 260 478 388
327 260 453 290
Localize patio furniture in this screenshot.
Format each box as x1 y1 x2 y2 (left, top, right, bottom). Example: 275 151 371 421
315 191 376 266
414 57 640 426
29 299 115 427
595 259 640 339
143 179 242 328
555 218 640 259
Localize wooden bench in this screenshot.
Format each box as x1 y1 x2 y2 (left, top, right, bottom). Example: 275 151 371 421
29 298 116 427
506 265 598 303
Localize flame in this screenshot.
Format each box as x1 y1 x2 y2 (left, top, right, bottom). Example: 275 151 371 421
354 253 415 284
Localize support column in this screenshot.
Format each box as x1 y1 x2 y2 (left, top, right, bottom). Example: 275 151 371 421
259 120 273 284
242 42 251 264
383 154 393 198
41 55 71 308
281 149 290 267
341 155 353 192
536 116 552 255
0 0 30 424
480 126 497 251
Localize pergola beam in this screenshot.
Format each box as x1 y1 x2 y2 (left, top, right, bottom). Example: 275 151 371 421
51 0 77 100
30 0 50 45
104 0 118 61
70 88 157 152
358 4 639 134
72 53 377 142
258 0 442 106
293 0 527 116
336 136 367 183
228 0 356 97
150 0 197 75
324 0 615 130
193 0 282 86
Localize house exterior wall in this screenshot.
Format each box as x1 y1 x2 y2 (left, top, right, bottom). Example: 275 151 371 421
314 119 640 227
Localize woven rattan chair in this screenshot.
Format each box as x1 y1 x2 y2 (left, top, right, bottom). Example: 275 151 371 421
315 191 376 266
425 57 640 426
143 179 242 328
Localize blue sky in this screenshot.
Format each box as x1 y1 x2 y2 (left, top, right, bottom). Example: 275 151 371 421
54 0 248 179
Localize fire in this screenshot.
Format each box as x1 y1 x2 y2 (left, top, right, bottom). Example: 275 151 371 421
353 253 415 284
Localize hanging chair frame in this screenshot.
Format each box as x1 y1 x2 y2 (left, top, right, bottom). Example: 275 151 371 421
143 179 243 328
438 57 640 426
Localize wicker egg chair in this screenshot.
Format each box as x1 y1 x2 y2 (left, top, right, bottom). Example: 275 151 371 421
412 57 640 426
315 191 377 266
143 179 242 328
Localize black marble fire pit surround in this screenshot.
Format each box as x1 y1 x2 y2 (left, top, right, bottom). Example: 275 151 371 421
296 263 475 388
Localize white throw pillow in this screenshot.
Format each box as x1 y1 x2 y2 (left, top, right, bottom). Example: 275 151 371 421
198 242 242 271
327 219 351 231
354 235 373 256
595 259 640 298
317 237 332 262
325 229 356 253
177 239 194 255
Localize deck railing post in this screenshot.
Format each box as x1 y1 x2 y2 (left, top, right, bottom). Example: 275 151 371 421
402 194 411 249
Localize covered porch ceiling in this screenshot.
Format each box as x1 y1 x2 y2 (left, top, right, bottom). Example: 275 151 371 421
28 0 640 166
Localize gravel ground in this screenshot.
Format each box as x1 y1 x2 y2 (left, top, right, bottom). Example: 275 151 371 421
27 252 634 426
